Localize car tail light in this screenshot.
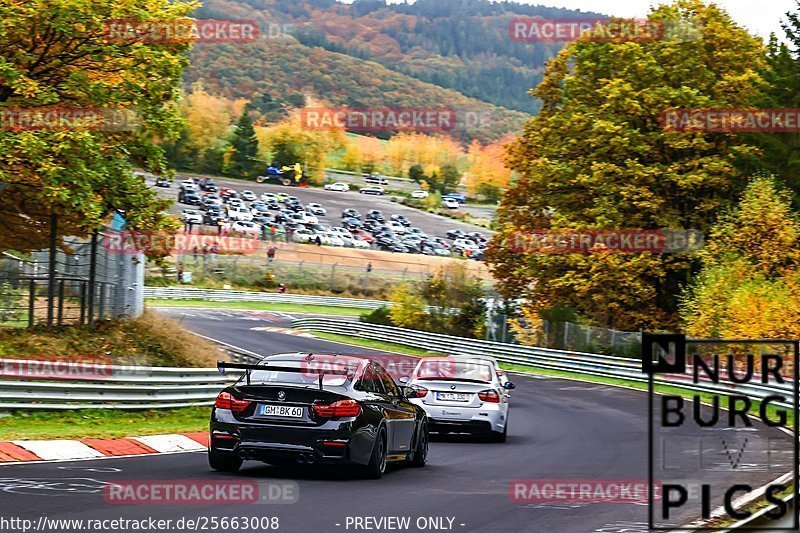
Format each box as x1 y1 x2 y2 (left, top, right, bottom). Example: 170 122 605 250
313 399 362 418
478 389 500 403
215 392 251 412
412 386 429 398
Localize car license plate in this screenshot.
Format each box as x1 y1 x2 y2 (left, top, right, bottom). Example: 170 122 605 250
258 404 303 418
436 392 471 402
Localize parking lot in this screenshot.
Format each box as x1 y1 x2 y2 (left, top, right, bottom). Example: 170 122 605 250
144 172 492 259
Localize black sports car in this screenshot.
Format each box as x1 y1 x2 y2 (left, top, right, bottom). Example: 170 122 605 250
210 354 428 478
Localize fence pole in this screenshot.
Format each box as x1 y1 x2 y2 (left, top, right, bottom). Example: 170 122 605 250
57 280 64 326
27 279 35 327
46 213 58 326
79 281 87 325
87 231 98 326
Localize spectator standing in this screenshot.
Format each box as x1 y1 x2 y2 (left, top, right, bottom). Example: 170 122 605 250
267 246 277 263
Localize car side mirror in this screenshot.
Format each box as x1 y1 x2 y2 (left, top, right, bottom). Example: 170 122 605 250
399 386 418 399
503 382 516 390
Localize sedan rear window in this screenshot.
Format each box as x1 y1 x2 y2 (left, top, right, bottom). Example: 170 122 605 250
415 361 493 383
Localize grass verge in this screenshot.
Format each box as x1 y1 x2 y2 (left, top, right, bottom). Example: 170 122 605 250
308 331 434 357
0 406 210 440
146 299 371 317
0 310 220 367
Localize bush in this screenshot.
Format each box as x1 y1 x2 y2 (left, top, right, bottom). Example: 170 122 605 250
360 306 394 326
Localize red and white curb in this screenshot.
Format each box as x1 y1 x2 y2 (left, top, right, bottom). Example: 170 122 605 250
0 432 208 464
250 326 315 338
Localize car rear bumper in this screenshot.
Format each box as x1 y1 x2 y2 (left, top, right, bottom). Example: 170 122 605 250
415 403 507 434
209 420 375 466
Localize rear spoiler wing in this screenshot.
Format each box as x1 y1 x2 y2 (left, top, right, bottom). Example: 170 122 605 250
217 360 356 388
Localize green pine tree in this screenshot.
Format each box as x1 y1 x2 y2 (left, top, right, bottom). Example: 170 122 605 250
226 108 260 178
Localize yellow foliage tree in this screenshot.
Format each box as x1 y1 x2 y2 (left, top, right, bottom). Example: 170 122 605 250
181 82 236 153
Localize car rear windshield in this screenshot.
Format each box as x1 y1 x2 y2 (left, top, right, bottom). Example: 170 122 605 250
245 359 357 387
415 361 493 383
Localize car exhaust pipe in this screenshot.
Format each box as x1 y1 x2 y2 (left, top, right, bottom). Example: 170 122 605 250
305 454 317 464
296 455 306 464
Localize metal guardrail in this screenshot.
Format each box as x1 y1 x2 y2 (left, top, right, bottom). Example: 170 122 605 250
143 286 390 310
290 318 797 408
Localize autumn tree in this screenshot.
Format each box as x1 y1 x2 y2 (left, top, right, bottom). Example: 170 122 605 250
0 0 195 251
682 176 800 338
486 0 767 331
255 112 345 184
755 2 800 202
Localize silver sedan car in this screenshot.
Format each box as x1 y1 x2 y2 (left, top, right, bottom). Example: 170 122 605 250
402 357 515 442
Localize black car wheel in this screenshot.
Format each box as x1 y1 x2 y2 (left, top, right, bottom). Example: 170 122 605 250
409 421 428 467
365 428 387 479
208 449 243 473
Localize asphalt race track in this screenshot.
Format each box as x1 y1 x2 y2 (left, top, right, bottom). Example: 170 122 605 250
0 308 794 533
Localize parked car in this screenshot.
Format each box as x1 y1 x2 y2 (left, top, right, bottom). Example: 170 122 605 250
240 190 257 202
200 179 217 192
306 203 327 216
342 208 361 219
364 174 389 185
260 192 278 203
181 209 203 224
360 185 385 196
351 229 375 244
292 228 317 244
231 221 260 236
442 198 459 209
320 232 345 247
342 217 363 230
423 242 451 256
390 214 411 226
228 206 254 222
442 192 467 204
352 237 371 249
446 229 467 240
410 190 429 199
180 192 201 206
298 212 319 225
324 182 350 192
452 238 479 254
365 210 385 222
388 221 406 234
155 177 171 188
407 227 428 239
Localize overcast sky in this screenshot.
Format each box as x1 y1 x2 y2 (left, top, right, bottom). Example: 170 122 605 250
519 0 795 40
377 1 797 41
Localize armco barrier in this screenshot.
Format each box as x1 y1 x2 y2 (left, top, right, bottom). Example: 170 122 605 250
0 350 255 409
290 317 797 408
144 286 390 310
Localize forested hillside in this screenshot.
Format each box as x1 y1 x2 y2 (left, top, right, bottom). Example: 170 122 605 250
186 0 605 141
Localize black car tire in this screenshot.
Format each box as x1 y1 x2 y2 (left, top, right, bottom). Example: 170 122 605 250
409 421 428 467
364 427 387 479
208 449 243 473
